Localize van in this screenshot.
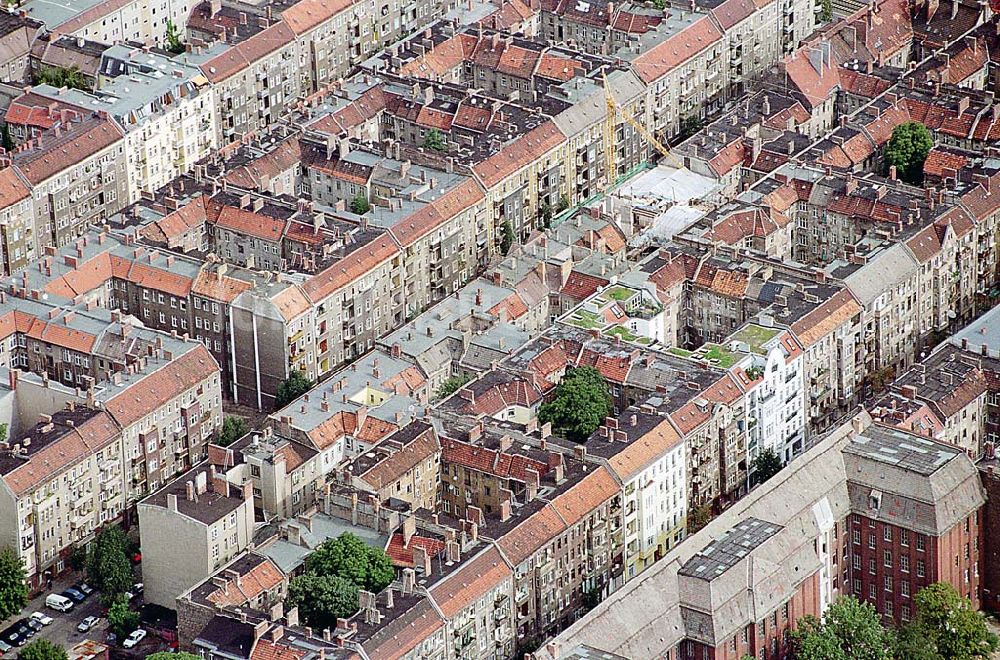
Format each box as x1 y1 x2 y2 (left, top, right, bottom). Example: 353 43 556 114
45 594 73 613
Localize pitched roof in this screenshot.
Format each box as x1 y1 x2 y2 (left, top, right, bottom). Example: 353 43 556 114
430 546 511 618
104 345 219 428
472 121 565 188
632 16 723 84
13 116 123 184
606 418 683 481
790 289 861 348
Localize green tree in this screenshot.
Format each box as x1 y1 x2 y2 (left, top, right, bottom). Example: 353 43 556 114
107 595 140 638
1 124 13 152
686 502 713 534
165 20 186 54
538 366 612 442
287 574 359 629
750 448 783 485
350 193 371 215
35 65 88 91
423 128 446 152
18 639 68 660
306 532 395 593
820 0 833 21
216 415 249 447
677 115 703 142
556 195 570 213
894 624 944 660
910 582 998 660
275 370 313 409
147 653 201 660
790 596 893 660
884 121 933 184
86 526 133 604
500 219 515 255
436 374 470 399
0 545 28 620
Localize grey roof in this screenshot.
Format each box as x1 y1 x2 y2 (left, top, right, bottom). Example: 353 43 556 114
258 513 389 575
678 518 783 580
842 242 918 306
949 304 1000 357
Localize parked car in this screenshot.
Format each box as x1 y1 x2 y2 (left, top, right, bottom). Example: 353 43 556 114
0 639 12 655
77 616 100 633
25 618 42 632
0 627 23 648
46 593 74 612
14 621 34 639
63 587 86 603
122 629 146 649
125 583 144 601
29 613 53 626
75 583 94 597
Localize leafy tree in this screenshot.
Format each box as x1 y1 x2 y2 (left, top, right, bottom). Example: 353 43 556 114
582 586 602 611
18 639 67 660
275 370 313 409
820 0 833 21
500 219 515 255
165 20 186 54
539 203 553 229
0 545 28 620
436 374 470 399
790 596 893 660
538 366 612 442
910 582 998 660
686 502 712 534
884 121 933 184
306 532 395 593
556 195 570 213
867 365 896 395
147 654 200 660
678 115 704 142
86 526 133 604
350 193 371 215
894 624 944 660
423 128 446 152
1 124 12 152
35 65 88 91
750 448 783 485
287 574 359 629
107 595 140 638
216 415 249 447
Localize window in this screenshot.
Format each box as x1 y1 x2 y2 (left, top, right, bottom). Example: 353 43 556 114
869 558 876 575
884 550 892 568
868 533 876 549
901 555 910 573
901 581 910 598
884 575 893 592
852 529 861 545
916 536 925 552
917 560 925 578
883 527 892 542
900 529 909 546
869 584 877 599
901 604 911 621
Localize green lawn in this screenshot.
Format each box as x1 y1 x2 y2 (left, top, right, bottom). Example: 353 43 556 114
703 344 738 369
731 324 780 354
604 285 634 302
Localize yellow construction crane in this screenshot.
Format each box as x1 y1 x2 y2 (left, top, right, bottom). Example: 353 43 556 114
602 72 685 189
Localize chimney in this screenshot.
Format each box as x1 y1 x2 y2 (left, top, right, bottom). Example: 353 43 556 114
413 544 432 575
402 514 416 546
185 480 195 501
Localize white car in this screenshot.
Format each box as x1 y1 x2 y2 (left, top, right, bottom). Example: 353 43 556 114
29 613 52 627
122 629 146 649
77 616 100 633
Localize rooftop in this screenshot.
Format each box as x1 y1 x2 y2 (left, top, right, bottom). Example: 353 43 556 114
679 517 783 581
844 425 961 476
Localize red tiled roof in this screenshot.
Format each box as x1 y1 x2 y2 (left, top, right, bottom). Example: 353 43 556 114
206 558 284 607
213 206 286 243
385 532 445 567
561 271 608 301
472 121 565 189
430 546 511 619
632 16 723 84
301 236 399 303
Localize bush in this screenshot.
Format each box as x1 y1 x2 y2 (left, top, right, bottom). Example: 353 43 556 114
538 366 612 442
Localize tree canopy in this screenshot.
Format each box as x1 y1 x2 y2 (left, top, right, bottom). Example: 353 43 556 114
287 574 359 629
148 653 201 660
907 582 998 659
18 639 67 660
750 448 783 485
306 532 395 593
423 128 446 152
790 596 893 660
884 121 933 184
216 415 249 447
34 65 88 91
0 545 27 620
500 219 515 255
275 370 313 409
86 526 133 605
538 366 612 442
107 595 140 638
350 193 371 215
436 374 470 399
165 20 186 54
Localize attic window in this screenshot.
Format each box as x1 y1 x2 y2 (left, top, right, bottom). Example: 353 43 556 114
869 490 882 512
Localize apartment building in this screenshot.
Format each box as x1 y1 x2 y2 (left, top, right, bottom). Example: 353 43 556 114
10 116 127 263
21 0 195 46
0 406 123 592
0 168 35 275
540 416 987 659
138 462 255 608
22 47 217 203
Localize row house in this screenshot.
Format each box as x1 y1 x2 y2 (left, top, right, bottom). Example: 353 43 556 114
23 0 195 47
